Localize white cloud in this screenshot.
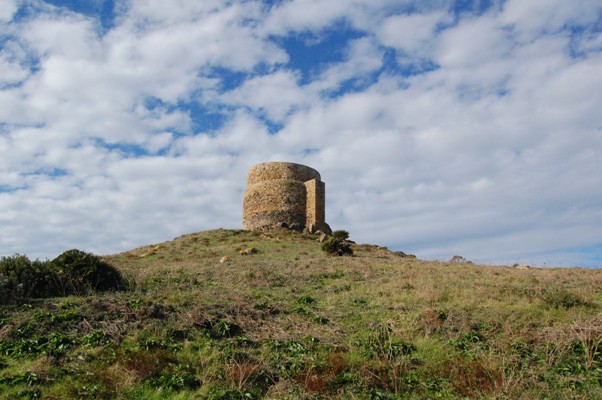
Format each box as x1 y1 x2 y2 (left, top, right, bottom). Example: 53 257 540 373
434 16 512 68
0 0 18 22
20 14 102 60
309 37 384 93
261 0 356 35
0 0 601 268
0 40 30 86
501 0 601 40
220 70 309 122
376 11 448 55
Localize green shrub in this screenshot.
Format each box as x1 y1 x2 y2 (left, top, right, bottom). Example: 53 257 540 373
332 230 350 241
0 255 54 303
0 250 124 304
51 249 124 294
321 238 353 256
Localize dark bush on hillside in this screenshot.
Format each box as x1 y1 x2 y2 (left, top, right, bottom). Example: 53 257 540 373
332 230 350 241
0 250 124 304
0 255 54 304
51 249 125 295
321 237 353 257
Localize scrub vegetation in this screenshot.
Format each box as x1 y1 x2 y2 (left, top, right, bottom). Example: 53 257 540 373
0 229 600 399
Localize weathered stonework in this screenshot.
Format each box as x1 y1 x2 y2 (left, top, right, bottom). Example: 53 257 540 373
242 162 331 233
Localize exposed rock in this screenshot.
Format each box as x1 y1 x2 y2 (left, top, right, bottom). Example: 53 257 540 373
513 264 531 269
139 244 162 258
239 247 258 255
219 256 231 264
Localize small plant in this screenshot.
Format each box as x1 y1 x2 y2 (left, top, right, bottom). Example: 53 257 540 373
571 319 602 369
149 363 200 391
542 289 592 309
321 238 353 257
297 295 317 305
0 333 74 357
360 324 416 361
0 371 41 386
332 230 350 241
211 320 240 339
450 332 485 353
82 331 106 347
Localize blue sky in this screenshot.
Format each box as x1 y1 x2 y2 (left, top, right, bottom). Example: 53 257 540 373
1 0 601 267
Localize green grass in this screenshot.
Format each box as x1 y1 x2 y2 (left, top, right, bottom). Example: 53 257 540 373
1 228 601 399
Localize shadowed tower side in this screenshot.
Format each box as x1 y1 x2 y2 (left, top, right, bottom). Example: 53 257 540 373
242 162 331 233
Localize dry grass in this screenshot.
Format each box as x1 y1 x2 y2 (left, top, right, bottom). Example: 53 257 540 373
0 228 600 399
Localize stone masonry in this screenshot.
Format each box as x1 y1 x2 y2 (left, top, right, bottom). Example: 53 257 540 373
242 162 331 233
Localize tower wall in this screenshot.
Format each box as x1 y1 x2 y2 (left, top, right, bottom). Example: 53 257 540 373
242 162 329 232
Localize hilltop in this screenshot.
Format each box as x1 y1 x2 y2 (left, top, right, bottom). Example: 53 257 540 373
1 229 601 399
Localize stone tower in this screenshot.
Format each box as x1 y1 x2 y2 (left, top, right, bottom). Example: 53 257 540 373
242 162 331 233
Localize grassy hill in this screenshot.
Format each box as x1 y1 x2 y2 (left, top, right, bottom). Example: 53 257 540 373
1 229 601 399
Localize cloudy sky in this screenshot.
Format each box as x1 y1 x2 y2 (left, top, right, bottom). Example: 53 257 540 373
1 0 601 267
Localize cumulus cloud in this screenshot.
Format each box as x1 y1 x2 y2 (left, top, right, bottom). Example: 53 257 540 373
376 11 448 56
220 70 309 122
501 0 601 40
0 0 601 267
0 0 18 22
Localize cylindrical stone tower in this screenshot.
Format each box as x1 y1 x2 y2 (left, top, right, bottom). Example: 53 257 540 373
242 162 331 233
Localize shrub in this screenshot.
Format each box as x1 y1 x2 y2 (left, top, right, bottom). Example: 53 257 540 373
332 230 350 241
0 255 54 303
0 250 124 304
51 249 125 294
321 238 353 256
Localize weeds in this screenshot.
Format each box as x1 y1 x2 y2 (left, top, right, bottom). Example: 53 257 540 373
0 229 601 398
571 318 602 369
359 324 417 361
0 333 74 357
543 289 593 309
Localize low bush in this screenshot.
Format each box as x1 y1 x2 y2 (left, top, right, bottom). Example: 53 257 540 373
0 255 54 303
321 238 353 257
0 250 124 304
332 230 350 241
51 249 124 295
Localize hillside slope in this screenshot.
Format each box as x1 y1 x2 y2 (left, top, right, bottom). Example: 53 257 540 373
1 229 601 399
